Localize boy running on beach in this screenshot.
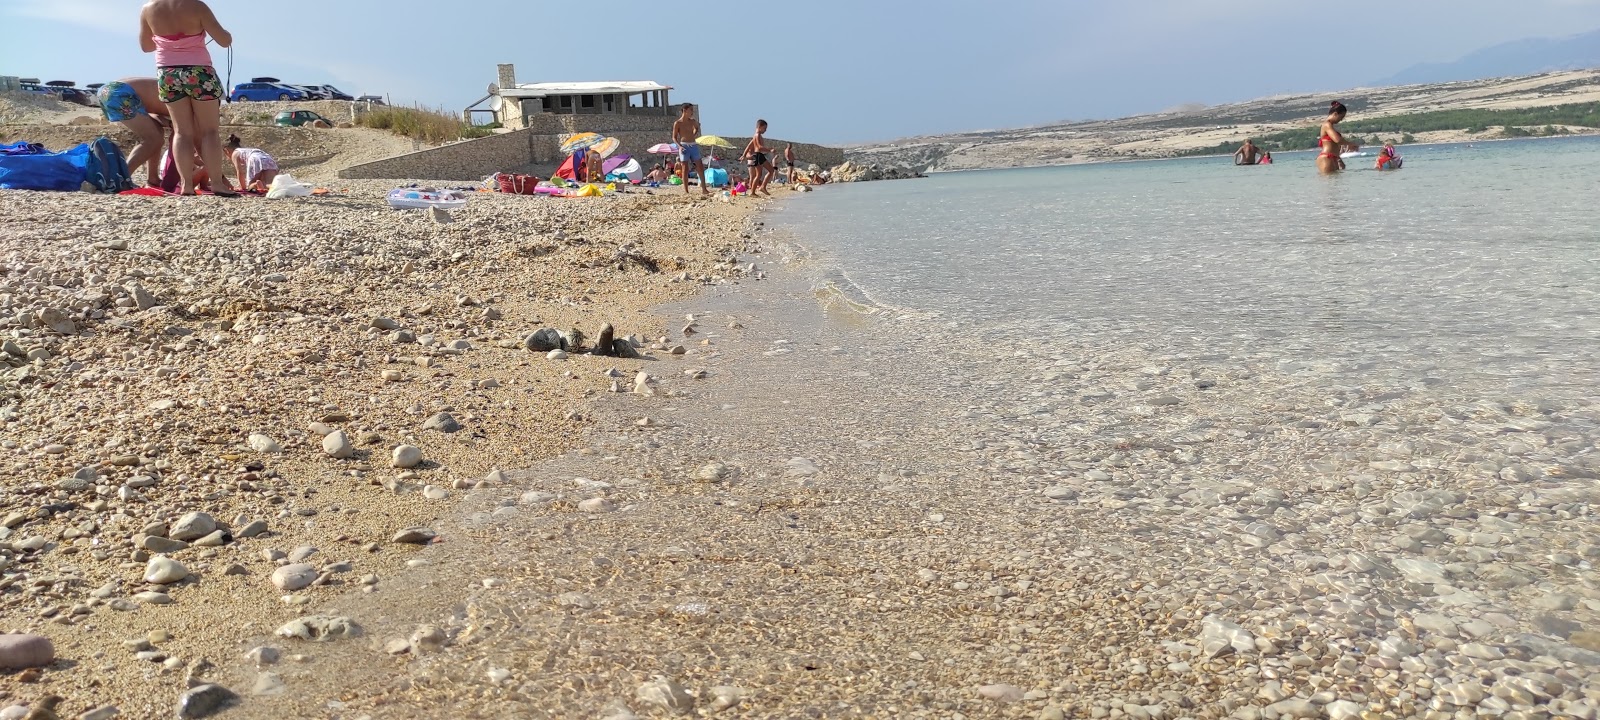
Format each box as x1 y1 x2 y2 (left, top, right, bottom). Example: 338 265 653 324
672 104 708 195
741 119 775 197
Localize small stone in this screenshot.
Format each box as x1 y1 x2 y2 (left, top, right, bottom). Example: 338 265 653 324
592 324 615 356
238 520 269 539
144 557 189 584
133 591 173 604
391 527 437 544
140 535 188 553
80 705 120 720
391 445 423 469
978 684 1025 702
578 498 616 513
409 625 447 651
244 646 280 666
251 672 286 696
1264 699 1318 719
192 530 231 547
695 462 731 483
383 638 411 655
270 564 318 592
321 430 354 458
422 485 448 500
547 349 568 361
636 677 695 713
169 512 216 541
0 634 54 669
176 684 237 719
524 328 562 352
246 434 281 453
422 412 460 433
667 345 686 355
274 615 361 642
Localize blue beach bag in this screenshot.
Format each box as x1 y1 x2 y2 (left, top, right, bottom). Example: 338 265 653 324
0 143 91 191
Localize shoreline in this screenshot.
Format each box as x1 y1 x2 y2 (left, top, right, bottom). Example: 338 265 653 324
911 130 1600 174
0 183 773 717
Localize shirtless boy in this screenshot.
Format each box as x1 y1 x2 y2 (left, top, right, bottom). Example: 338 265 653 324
740 119 775 197
672 104 708 195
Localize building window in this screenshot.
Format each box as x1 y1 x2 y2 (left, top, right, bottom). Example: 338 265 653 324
560 96 572 108
581 95 595 108
542 97 553 110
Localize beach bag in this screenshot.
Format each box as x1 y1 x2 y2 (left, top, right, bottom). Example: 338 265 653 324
84 137 134 193
496 173 542 195
0 143 90 191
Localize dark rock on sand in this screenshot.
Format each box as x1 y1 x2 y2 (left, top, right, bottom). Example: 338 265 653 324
592 324 615 356
177 684 238 719
524 328 563 352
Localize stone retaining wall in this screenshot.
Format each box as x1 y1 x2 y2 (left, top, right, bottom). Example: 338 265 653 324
339 127 845 181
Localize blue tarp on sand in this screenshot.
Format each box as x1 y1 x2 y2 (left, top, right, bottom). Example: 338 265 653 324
0 143 90 191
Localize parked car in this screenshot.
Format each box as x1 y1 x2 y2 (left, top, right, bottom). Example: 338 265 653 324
355 95 386 105
290 85 329 100
230 82 311 102
17 80 93 106
308 85 354 101
274 110 333 128
45 81 94 107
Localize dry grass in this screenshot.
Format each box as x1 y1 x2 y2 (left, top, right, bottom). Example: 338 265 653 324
355 104 496 144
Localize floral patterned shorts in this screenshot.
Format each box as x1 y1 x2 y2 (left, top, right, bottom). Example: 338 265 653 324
157 65 223 103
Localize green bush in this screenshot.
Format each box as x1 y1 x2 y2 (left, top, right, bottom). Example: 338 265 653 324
356 104 488 144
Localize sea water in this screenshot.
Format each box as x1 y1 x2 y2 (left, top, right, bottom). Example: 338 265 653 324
777 137 1600 398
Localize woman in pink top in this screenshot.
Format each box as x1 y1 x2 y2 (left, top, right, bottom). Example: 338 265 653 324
139 0 234 196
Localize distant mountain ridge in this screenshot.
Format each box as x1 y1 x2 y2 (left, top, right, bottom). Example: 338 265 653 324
1380 29 1600 85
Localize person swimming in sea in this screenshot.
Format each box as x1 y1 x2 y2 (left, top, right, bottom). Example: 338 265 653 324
1375 143 1403 170
1316 101 1349 174
1234 139 1266 165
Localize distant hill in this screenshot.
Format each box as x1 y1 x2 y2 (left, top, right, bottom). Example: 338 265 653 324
1380 29 1600 85
851 70 1600 171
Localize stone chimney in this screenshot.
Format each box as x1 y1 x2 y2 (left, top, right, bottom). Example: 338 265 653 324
496 64 517 91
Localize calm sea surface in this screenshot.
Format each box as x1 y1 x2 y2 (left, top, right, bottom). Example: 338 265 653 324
776 138 1600 400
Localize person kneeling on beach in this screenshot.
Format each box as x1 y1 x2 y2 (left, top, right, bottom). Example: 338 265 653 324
225 134 278 193
97 77 171 187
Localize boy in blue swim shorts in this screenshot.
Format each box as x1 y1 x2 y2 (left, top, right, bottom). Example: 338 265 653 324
671 103 709 195
97 77 170 187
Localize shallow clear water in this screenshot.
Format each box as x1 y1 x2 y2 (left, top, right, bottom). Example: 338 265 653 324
779 137 1600 397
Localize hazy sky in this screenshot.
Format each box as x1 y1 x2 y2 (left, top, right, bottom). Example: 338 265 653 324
8 0 1600 144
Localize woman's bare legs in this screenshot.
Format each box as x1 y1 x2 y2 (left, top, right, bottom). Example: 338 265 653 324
189 98 234 194
166 98 200 194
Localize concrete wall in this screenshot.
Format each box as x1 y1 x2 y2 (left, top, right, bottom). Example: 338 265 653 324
339 126 845 181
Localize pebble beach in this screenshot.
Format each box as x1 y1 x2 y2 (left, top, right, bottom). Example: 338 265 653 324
0 183 765 718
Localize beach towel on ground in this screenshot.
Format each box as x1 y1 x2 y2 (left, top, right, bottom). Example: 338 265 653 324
0 142 46 156
0 143 90 191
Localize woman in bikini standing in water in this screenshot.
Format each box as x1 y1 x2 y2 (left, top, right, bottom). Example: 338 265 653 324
139 0 235 196
1316 101 1349 175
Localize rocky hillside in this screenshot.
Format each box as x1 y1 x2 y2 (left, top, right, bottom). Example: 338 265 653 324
851 69 1600 171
